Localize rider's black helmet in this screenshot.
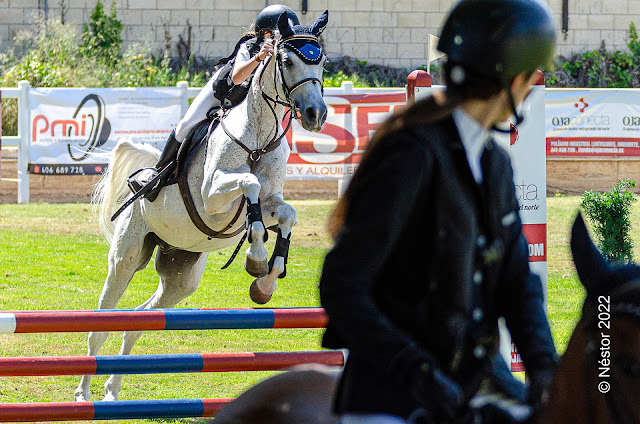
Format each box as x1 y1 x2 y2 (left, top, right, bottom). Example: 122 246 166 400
255 4 300 36
437 0 556 85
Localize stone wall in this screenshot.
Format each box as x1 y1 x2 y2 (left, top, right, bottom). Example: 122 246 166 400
1 0 640 70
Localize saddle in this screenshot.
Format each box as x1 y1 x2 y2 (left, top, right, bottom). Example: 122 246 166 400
112 113 221 222
170 117 219 186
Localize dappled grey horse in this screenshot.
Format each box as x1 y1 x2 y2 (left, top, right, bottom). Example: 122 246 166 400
76 11 328 402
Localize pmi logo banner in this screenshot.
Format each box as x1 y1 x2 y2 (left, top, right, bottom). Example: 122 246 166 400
32 94 111 161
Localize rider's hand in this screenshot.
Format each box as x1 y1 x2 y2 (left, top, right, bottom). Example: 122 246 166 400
257 39 274 62
410 362 465 421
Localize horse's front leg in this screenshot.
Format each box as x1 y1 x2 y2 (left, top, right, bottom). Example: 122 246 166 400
249 193 297 304
202 169 268 277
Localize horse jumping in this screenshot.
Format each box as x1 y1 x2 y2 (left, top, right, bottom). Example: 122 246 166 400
75 11 328 402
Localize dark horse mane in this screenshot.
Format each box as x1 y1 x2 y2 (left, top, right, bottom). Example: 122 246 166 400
571 213 640 311
536 213 640 424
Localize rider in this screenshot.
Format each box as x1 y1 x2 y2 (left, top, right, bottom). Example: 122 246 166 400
128 4 300 200
320 0 558 423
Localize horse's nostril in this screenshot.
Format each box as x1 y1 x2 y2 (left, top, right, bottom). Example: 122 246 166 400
304 106 317 122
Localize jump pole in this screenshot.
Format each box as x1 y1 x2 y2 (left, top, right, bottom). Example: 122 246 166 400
0 307 327 334
0 350 346 376
0 398 232 422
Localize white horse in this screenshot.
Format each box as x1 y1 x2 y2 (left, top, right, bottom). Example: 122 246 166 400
75 11 328 402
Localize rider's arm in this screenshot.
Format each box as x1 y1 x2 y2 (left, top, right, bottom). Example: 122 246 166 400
231 40 274 85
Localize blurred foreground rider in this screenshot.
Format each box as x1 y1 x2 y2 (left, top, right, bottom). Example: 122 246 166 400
128 4 299 201
319 0 558 423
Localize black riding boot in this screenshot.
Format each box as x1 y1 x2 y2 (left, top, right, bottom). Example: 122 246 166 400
127 130 181 202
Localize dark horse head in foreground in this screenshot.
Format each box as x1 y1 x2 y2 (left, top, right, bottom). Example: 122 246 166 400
213 213 640 424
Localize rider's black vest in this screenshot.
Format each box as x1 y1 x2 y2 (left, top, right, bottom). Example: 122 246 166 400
213 36 262 109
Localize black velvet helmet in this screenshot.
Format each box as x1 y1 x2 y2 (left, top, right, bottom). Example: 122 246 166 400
437 0 556 85
255 4 300 36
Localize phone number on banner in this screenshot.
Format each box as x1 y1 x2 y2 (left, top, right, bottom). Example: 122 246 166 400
28 164 108 175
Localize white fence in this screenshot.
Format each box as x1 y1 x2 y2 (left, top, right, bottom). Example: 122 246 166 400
1 81 405 203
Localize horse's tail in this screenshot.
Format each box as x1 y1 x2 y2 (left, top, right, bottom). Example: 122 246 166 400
92 138 160 244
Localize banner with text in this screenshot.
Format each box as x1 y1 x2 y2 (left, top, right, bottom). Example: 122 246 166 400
546 89 640 157
28 88 181 175
284 91 406 179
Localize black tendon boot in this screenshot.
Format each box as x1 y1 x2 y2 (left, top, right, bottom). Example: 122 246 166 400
127 130 181 202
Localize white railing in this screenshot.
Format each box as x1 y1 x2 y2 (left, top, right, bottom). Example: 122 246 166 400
1 81 31 203
0 81 404 203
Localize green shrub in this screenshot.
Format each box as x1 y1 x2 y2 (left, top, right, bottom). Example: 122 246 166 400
81 1 123 66
545 22 640 88
580 179 637 264
323 56 408 87
0 4 206 136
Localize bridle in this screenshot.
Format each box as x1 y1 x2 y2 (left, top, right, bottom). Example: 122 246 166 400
183 32 325 262
220 33 325 172
268 34 325 119
581 281 640 424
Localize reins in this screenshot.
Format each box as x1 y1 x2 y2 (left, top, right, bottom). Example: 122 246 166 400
180 33 324 268
220 33 323 173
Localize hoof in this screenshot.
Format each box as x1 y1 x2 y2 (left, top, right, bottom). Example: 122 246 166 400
250 280 273 304
103 392 117 402
245 257 269 278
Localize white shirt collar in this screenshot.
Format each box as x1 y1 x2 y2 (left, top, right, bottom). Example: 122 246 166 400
452 108 491 184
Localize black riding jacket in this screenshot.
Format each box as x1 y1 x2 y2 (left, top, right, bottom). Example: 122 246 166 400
319 117 557 418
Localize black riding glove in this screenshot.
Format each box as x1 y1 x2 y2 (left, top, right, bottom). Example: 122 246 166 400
410 361 465 421
526 363 556 412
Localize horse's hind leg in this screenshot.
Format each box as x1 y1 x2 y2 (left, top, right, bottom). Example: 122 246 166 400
250 194 296 304
102 249 208 401
74 216 155 402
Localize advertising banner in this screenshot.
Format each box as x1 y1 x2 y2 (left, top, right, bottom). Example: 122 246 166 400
28 88 181 175
494 85 548 372
284 91 406 179
27 88 406 179
546 89 640 157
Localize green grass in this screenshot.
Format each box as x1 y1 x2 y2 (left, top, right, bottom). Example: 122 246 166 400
0 196 637 423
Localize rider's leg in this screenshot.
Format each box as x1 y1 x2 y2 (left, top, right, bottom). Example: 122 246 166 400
128 74 220 199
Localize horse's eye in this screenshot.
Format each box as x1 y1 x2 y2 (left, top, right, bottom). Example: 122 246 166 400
282 53 293 67
617 354 640 378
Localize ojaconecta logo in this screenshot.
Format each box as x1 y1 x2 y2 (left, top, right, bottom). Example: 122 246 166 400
551 97 610 128
32 94 111 161
551 114 610 127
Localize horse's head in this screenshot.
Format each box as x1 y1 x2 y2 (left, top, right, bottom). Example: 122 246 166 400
272 10 328 132
571 212 640 302
545 213 640 423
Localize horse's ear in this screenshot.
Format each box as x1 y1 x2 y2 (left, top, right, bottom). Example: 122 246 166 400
310 10 328 37
278 12 294 39
571 212 612 297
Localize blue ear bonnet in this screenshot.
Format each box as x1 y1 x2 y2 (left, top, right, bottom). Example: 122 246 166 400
281 37 323 64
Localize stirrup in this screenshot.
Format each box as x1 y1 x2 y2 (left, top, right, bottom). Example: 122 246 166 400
127 168 157 194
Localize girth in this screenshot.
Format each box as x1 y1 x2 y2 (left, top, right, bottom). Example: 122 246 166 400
176 116 246 240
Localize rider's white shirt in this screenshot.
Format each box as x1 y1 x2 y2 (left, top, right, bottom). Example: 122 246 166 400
452 108 491 184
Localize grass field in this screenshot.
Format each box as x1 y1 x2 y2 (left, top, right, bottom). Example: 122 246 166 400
0 196 639 423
